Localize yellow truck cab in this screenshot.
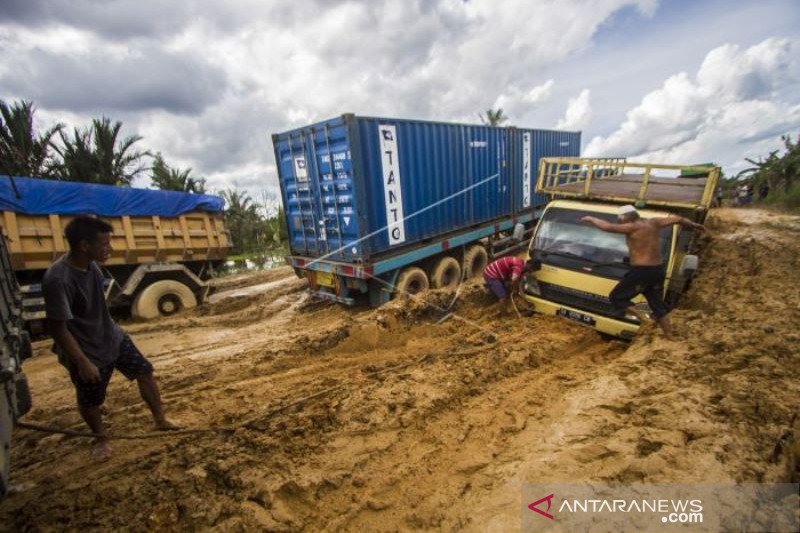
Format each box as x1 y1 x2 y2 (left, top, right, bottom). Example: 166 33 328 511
522 158 720 339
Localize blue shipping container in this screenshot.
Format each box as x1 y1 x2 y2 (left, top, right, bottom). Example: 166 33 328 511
272 114 580 264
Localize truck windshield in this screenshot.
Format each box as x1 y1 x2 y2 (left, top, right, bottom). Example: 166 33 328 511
531 207 671 266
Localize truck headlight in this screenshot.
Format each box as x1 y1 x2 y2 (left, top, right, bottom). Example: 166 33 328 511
524 279 541 296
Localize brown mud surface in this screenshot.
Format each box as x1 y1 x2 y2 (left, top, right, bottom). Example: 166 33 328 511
2 208 799 531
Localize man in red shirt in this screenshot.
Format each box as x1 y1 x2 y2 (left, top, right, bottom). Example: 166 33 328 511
483 256 533 314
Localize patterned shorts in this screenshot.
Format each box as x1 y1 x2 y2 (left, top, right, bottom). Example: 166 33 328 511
68 335 154 407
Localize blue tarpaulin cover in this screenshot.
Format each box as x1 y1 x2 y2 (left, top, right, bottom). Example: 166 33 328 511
0 176 225 216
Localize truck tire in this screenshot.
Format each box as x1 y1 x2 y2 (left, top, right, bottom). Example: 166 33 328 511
430 256 461 290
394 267 429 298
132 280 197 320
462 245 488 279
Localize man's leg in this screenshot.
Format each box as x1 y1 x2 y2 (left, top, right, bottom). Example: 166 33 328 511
643 272 672 338
609 272 643 321
77 405 111 458
69 365 113 459
115 335 178 430
656 313 674 338
136 373 177 430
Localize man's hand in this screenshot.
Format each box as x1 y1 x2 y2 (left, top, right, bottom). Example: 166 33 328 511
78 359 101 384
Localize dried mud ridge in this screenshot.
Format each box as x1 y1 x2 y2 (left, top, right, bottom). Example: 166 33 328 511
3 208 800 532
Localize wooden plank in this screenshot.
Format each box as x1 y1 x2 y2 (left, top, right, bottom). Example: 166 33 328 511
152 216 166 260
2 211 21 254
179 215 191 254
49 214 65 260
202 215 215 254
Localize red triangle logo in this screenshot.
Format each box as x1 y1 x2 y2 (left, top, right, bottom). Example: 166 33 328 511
528 493 555 520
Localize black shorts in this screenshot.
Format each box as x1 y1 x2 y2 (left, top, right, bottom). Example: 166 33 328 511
68 335 154 407
609 265 669 319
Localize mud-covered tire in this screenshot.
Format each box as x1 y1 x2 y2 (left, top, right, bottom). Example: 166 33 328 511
462 244 489 279
132 280 198 320
430 256 461 290
394 267 429 298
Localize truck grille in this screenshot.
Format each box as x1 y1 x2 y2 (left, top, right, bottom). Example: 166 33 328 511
537 281 634 322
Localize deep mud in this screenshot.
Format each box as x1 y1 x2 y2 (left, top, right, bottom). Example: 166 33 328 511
2 207 799 531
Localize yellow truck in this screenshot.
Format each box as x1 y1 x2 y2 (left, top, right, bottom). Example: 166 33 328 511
0 176 231 332
522 157 720 339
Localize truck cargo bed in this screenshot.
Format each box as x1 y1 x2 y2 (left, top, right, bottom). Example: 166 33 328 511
536 158 720 211
552 174 708 205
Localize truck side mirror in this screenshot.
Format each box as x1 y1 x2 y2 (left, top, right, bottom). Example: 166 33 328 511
680 254 698 276
512 223 525 242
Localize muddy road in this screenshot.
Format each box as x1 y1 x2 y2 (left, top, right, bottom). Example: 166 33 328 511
2 207 799 531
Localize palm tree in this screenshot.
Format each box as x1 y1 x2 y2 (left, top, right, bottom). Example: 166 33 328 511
53 116 149 185
221 189 268 254
0 99 63 177
150 152 206 193
479 107 508 126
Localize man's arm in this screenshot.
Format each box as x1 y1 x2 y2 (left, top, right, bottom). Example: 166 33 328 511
654 215 705 232
579 216 637 234
47 320 101 383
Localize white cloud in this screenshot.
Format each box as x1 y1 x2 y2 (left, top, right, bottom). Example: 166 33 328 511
585 38 800 172
556 89 592 131
0 0 657 198
493 80 555 123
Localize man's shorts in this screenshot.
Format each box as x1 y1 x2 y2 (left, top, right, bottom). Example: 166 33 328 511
609 265 669 319
67 335 154 408
484 276 509 300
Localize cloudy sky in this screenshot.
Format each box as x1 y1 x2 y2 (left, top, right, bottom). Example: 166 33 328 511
1 0 799 200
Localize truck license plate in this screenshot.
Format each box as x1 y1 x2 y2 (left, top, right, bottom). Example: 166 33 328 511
556 308 596 326
315 271 335 287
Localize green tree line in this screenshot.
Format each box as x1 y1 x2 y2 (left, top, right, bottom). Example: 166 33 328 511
0 98 287 254
737 133 800 210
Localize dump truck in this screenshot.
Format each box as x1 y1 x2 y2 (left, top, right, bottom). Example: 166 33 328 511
0 230 32 497
273 114 580 305
522 157 720 339
0 177 232 332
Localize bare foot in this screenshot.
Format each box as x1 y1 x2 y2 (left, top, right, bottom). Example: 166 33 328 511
91 440 112 460
155 419 181 431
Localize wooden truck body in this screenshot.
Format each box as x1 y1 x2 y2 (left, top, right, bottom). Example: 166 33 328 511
0 176 231 331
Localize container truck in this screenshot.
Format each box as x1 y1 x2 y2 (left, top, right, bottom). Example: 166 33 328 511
273 114 580 306
0 177 232 332
1 231 32 497
522 157 720 339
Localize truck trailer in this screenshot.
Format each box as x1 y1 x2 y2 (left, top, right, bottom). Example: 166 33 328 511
273 114 580 305
522 157 720 339
0 177 232 332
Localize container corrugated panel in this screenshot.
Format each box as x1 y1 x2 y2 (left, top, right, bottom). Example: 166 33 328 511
514 128 581 210
273 115 580 263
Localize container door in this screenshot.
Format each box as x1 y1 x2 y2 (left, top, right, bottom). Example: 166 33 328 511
274 117 362 260
307 121 360 261
275 131 324 257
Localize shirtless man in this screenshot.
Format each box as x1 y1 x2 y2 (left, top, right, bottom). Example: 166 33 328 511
580 205 705 337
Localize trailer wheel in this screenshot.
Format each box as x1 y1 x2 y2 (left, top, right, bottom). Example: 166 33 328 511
132 280 198 320
394 267 429 298
462 245 489 279
430 256 461 290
